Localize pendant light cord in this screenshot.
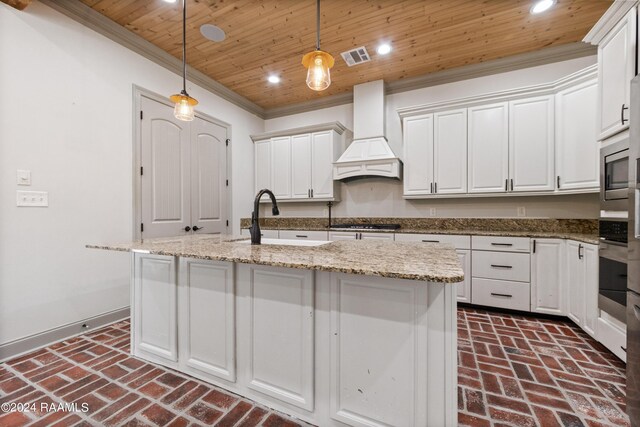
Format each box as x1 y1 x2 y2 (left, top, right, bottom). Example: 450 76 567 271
316 0 320 50
182 0 187 94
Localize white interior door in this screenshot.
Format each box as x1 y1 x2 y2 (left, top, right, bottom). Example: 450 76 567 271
141 96 190 238
190 116 228 235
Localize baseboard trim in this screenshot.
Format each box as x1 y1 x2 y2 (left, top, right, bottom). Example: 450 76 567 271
0 307 130 362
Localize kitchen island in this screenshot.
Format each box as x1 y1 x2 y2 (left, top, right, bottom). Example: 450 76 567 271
89 235 463 427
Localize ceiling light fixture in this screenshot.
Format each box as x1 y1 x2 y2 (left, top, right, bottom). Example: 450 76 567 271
169 0 198 121
377 43 392 55
267 75 281 84
163 0 177 3
530 0 556 14
301 0 334 91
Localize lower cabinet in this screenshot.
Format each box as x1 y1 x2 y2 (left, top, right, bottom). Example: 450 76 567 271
566 241 599 339
278 229 329 240
531 239 565 315
329 231 395 241
240 228 279 239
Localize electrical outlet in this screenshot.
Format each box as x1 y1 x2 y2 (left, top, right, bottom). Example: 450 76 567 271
430 208 437 217
517 206 526 217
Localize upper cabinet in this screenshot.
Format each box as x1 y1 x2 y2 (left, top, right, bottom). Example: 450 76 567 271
251 123 347 202
398 65 599 198
468 102 509 194
596 7 636 140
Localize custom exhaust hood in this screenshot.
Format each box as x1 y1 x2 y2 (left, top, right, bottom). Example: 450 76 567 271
333 80 402 181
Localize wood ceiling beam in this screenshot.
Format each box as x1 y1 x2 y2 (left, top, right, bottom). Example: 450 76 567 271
1 0 32 11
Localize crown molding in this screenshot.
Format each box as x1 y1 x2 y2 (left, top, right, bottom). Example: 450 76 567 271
250 121 348 142
263 42 596 119
583 0 638 44
39 0 266 118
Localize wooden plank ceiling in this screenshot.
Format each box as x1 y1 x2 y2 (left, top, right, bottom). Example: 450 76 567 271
80 0 611 109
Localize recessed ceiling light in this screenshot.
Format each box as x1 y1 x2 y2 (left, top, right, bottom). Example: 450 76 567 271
267 75 281 84
530 0 555 14
163 0 177 3
200 24 226 42
377 43 392 55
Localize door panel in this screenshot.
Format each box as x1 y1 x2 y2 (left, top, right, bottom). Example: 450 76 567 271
191 116 227 235
141 96 190 238
434 109 467 194
403 115 434 195
468 103 509 193
311 131 334 199
255 140 271 192
291 134 312 199
271 137 292 199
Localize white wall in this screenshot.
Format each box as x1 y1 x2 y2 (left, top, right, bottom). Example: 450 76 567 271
0 2 262 346
264 56 600 219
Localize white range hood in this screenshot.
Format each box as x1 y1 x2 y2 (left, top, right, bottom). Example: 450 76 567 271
333 80 402 180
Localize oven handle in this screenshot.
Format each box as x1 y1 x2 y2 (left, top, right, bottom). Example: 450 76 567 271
635 305 640 322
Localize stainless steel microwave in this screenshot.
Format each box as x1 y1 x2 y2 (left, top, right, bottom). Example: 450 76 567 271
601 138 630 211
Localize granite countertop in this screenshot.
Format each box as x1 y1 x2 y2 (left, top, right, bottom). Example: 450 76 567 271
87 235 464 283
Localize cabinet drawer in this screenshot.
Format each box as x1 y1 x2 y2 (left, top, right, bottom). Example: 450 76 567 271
472 251 530 282
329 231 358 241
278 230 328 240
472 278 530 311
241 228 279 239
472 236 530 252
597 316 626 362
395 233 470 249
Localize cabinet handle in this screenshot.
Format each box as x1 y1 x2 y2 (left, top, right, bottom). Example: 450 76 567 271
491 264 513 269
622 104 629 125
634 304 640 321
308 189 311 198
621 346 627 352
505 179 508 191
510 179 514 191
311 189 314 198
491 293 513 298
532 239 536 253
422 239 440 243
434 182 438 193
431 182 434 193
578 244 584 260
296 234 308 238
557 176 561 189
491 243 513 247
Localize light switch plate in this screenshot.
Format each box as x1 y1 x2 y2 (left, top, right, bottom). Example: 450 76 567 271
17 170 31 186
429 208 437 216
17 190 48 207
517 206 526 217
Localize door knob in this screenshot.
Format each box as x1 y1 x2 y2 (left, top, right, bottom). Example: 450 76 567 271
184 226 191 232
193 226 203 231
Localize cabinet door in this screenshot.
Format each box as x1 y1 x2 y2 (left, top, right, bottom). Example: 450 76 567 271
329 231 358 241
531 239 565 315
291 134 312 199
278 230 329 240
555 80 599 191
598 7 636 140
566 241 585 326
310 131 335 199
360 232 394 241
456 249 471 303
403 115 434 196
178 259 235 382
468 103 509 193
133 253 178 362
255 140 271 192
434 109 467 194
583 243 599 338
271 137 291 199
509 96 555 192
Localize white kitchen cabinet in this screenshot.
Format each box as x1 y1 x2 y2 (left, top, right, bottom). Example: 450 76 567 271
566 240 599 338
360 232 394 241
555 79 599 191
133 253 178 363
278 230 329 240
255 139 271 191
271 137 292 199
240 228 279 239
509 96 555 192
328 231 358 241
597 7 636 140
403 114 434 196
434 109 467 194
178 258 236 382
456 249 472 303
252 124 345 202
597 312 627 362
329 231 394 241
468 102 509 193
531 239 565 315
291 134 312 199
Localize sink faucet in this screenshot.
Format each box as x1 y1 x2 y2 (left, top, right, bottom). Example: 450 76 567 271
250 189 279 245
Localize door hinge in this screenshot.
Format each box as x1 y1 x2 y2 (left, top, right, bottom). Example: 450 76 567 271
226 220 229 227
226 139 230 146
141 223 144 232
140 166 143 176
140 110 143 120
226 179 229 186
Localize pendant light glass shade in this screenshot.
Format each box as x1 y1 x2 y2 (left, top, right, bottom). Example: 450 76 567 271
302 50 334 91
170 92 198 121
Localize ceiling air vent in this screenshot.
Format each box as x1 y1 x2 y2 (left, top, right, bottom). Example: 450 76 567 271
340 46 371 67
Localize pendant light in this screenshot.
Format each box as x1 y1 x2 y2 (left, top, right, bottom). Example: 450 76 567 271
170 0 198 121
301 0 334 91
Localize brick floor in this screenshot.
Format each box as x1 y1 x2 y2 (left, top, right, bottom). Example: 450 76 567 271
0 307 630 426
